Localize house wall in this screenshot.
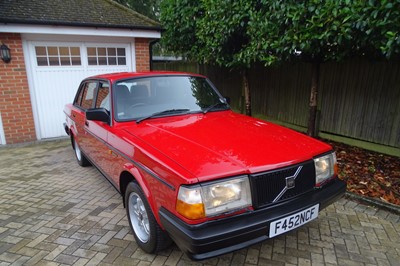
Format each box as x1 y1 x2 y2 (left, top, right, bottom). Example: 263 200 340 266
0 32 36 144
0 33 153 144
135 38 150 72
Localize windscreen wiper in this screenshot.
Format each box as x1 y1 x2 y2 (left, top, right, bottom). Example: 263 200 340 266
203 102 228 114
136 109 190 124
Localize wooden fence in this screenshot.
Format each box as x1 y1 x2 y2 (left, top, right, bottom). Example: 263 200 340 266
153 58 400 149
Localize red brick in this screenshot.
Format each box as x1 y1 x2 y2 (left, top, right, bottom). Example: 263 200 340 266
0 32 36 144
135 38 150 71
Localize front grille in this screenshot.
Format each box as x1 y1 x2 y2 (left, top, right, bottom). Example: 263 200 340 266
249 160 315 209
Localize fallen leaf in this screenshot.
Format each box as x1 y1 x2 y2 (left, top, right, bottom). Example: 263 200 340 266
324 139 400 206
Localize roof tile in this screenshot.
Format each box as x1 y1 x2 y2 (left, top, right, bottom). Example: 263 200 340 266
0 0 160 30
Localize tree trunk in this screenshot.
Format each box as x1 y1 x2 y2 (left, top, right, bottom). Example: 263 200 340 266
307 63 320 137
242 69 252 116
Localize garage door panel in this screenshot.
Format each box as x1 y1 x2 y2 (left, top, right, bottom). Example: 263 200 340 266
29 41 132 139
85 66 129 76
33 68 87 138
0 113 5 144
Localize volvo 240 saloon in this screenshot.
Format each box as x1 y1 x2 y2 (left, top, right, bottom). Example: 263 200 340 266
64 72 346 260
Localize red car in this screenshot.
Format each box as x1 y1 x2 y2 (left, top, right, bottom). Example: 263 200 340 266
64 72 346 260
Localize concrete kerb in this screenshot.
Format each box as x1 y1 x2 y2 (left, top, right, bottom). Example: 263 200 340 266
0 136 69 149
345 191 400 215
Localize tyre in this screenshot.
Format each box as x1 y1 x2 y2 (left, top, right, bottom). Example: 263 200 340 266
125 182 171 253
72 137 90 167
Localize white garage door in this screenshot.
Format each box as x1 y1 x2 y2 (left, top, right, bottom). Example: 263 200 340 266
0 112 5 145
27 41 133 139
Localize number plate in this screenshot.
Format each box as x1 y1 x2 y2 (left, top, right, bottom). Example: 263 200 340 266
269 204 319 238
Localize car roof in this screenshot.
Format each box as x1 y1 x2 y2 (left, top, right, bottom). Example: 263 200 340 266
85 71 206 83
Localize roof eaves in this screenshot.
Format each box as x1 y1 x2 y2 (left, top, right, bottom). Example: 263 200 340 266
0 18 163 31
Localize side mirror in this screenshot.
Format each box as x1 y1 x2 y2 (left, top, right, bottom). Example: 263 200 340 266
86 108 110 124
224 97 231 104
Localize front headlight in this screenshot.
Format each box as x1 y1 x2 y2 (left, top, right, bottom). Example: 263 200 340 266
176 176 252 220
314 152 338 186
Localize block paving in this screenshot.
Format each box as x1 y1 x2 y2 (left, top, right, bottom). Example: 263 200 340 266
0 140 399 266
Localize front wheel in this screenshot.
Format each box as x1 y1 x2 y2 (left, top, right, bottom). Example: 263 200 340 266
125 182 171 253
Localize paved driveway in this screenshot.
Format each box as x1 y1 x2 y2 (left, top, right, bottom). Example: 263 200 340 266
0 140 399 266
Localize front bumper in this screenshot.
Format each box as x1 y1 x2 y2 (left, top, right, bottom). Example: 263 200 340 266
160 178 346 260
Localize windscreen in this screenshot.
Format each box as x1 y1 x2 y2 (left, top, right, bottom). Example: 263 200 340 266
113 76 228 121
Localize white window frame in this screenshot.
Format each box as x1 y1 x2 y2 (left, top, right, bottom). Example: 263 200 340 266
34 45 82 67
86 46 127 66
84 43 130 68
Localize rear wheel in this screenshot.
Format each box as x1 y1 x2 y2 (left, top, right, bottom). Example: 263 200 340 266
73 137 90 167
125 182 171 253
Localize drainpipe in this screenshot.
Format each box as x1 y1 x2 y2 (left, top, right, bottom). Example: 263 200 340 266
149 39 159 71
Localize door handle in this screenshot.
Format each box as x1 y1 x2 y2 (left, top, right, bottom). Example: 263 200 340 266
85 121 89 127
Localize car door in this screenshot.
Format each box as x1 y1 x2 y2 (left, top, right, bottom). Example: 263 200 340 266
85 80 115 181
72 80 98 158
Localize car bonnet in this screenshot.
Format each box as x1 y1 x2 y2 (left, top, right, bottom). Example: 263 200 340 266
122 111 332 183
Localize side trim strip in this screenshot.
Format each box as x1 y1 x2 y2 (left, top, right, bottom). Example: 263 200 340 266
134 161 176 191
85 128 176 191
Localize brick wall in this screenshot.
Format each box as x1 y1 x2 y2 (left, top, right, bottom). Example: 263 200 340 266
0 33 36 144
135 38 150 72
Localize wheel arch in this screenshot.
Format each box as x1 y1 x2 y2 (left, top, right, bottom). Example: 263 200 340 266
69 125 79 149
119 168 153 211
70 133 75 149
120 170 134 206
